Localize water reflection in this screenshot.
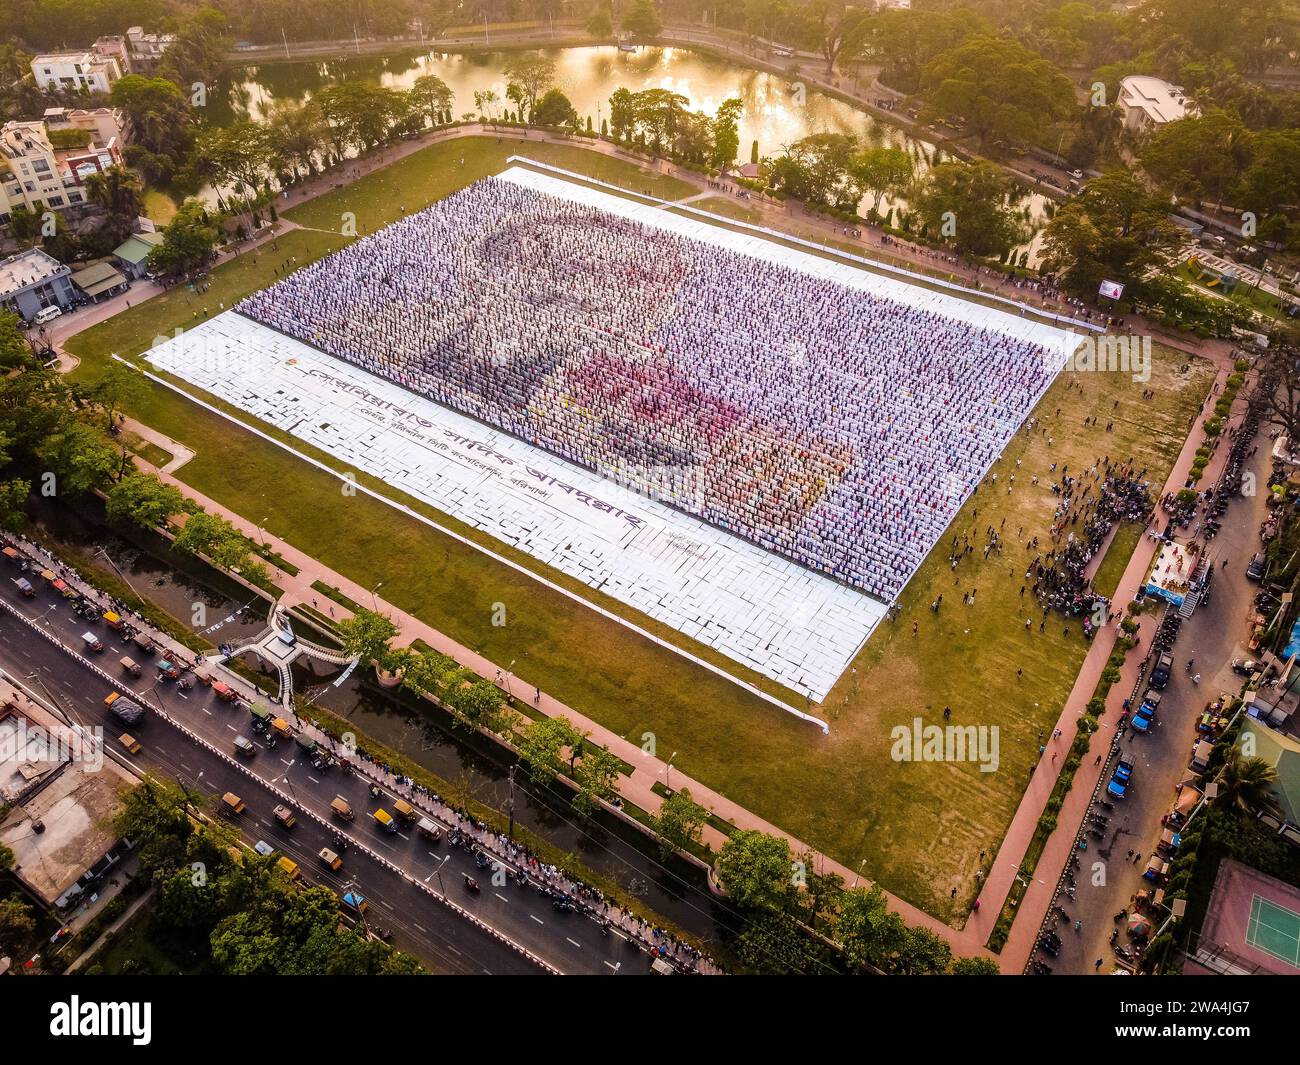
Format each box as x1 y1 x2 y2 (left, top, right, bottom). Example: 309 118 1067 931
212 44 1049 263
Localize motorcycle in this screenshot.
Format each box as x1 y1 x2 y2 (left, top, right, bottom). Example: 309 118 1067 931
463 874 479 893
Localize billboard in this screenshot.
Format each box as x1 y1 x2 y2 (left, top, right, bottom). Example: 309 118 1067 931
1098 279 1125 300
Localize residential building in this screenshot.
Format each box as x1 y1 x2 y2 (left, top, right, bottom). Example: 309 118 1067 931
1118 75 1198 133
30 50 123 95
0 118 125 223
94 26 177 75
0 248 76 320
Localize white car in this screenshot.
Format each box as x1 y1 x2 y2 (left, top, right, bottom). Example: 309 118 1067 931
253 840 275 856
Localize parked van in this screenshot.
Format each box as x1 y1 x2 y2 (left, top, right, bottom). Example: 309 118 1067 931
276 856 301 881
1190 739 1215 773
34 304 63 325
222 792 247 815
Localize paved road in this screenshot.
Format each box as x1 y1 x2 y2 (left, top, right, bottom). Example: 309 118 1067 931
0 581 660 975
1035 423 1272 974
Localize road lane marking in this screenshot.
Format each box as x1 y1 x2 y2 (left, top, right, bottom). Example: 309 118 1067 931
530 914 544 925
566 937 581 948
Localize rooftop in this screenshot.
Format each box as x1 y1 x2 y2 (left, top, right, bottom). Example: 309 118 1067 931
113 231 164 265
1119 75 1197 125
0 249 70 297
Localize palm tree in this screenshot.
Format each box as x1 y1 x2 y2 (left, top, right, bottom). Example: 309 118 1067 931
1218 751 1278 813
84 165 145 244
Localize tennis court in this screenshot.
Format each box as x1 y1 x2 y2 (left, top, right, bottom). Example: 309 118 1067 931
1246 895 1300 967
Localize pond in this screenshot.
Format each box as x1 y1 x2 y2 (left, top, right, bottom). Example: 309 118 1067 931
211 44 1050 264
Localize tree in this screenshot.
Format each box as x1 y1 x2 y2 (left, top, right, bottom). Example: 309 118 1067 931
147 199 219 280
572 745 622 816
84 165 144 246
1141 111 1251 207
586 5 613 37
34 420 117 496
914 160 1027 258
335 607 400 666
622 0 663 38
111 75 194 184
196 120 273 230
89 361 146 431
172 510 264 580
850 145 913 213
515 716 582 785
158 7 232 89
407 75 454 128
631 88 689 151
648 787 708 855
503 53 556 118
765 132 861 208
715 830 795 910
315 82 405 153
835 884 905 971
710 97 743 171
805 0 873 77
951 955 1001 975
533 88 578 128
1039 169 1184 298
1260 326 1300 448
106 472 188 530
608 87 637 139
1218 750 1280 813
922 35 1075 150
0 896 35 956
265 101 328 184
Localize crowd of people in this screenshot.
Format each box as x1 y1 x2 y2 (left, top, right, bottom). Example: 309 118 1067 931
241 177 1063 601
1027 459 1154 620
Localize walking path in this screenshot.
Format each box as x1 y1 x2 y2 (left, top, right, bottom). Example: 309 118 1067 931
47 116 1243 969
991 349 1252 967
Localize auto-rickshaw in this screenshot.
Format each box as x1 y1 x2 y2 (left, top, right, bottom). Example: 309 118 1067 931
222 792 246 815
13 576 34 597
276 856 301 882
249 705 274 732
233 735 256 758
131 631 155 653
373 808 397 834
1 545 20 565
80 631 104 653
118 733 142 754
211 680 238 703
156 659 180 680
102 610 126 631
294 732 316 755
330 796 355 821
393 798 417 823
318 847 343 871
119 656 143 677
273 804 296 829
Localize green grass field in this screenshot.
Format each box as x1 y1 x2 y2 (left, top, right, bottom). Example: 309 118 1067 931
66 135 1214 922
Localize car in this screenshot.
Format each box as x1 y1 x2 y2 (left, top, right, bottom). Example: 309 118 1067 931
1150 653 1173 690
1107 754 1135 799
253 840 274 857
1131 703 1156 733
1246 555 1266 582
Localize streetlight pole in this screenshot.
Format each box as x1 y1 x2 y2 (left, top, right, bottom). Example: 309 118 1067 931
665 751 677 792
370 581 383 611
506 764 517 841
